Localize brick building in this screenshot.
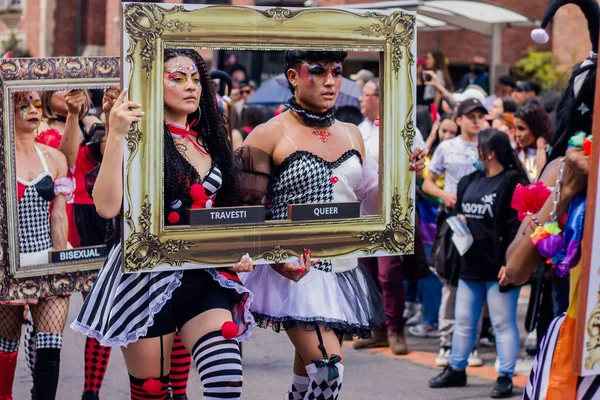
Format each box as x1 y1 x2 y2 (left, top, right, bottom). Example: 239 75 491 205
0 0 594 72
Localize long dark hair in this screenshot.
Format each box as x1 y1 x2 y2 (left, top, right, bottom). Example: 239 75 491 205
514 101 554 142
478 128 529 183
548 61 597 163
429 51 452 90
163 48 238 207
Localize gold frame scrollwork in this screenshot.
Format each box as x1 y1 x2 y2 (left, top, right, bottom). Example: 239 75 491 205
122 3 416 272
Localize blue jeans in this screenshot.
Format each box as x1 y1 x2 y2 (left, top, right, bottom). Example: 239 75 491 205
450 279 521 377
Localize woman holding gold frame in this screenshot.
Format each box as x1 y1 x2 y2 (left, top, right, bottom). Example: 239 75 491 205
237 50 426 399
71 49 268 400
0 90 73 400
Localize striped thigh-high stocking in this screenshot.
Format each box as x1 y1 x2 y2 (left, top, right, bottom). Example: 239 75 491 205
192 330 243 400
169 333 191 400
129 375 169 400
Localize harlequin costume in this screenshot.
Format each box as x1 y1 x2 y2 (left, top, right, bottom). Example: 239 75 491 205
0 143 75 400
35 126 114 400
521 0 600 398
237 98 384 399
71 122 255 400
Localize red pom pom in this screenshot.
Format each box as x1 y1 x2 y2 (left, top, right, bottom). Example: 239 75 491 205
374 118 379 127
142 378 163 395
583 137 593 157
221 321 238 339
167 211 180 224
189 183 208 201
511 182 552 221
330 176 339 184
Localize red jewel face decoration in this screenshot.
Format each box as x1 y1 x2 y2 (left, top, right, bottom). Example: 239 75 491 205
330 176 339 184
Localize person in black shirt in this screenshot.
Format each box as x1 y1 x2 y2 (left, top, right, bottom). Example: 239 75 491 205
429 129 529 398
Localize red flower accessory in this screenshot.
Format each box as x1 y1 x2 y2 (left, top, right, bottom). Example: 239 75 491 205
511 182 552 221
189 183 211 209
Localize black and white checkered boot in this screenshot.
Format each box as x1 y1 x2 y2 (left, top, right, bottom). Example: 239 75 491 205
304 363 344 400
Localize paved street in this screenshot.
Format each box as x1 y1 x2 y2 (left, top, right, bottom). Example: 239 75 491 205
13 295 530 399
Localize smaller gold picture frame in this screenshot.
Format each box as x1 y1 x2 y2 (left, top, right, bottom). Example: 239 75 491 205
122 3 417 273
0 56 119 301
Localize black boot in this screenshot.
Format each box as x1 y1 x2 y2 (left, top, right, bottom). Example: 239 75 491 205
429 366 467 388
81 391 100 400
491 375 513 398
33 348 61 400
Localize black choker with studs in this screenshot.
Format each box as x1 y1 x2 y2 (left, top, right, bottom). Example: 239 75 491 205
285 97 335 128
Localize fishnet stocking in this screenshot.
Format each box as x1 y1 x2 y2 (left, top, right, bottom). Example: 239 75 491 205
30 296 69 334
0 304 24 341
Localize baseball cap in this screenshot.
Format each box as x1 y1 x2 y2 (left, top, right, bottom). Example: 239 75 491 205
456 98 488 117
498 75 516 88
350 69 375 82
453 85 487 105
515 81 533 92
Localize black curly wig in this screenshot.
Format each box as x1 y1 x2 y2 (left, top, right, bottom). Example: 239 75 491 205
163 48 239 207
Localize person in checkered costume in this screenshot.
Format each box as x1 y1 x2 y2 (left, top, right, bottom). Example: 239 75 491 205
237 50 427 400
0 91 73 400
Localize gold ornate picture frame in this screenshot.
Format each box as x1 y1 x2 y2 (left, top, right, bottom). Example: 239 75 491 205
0 56 119 301
122 3 416 272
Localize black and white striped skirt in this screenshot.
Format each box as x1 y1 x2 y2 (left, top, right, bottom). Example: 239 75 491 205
71 243 255 347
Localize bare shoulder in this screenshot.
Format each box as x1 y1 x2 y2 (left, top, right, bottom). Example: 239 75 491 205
340 121 365 155
538 158 560 186
242 115 285 153
39 144 68 175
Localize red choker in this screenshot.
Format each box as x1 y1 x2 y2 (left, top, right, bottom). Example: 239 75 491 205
167 122 208 156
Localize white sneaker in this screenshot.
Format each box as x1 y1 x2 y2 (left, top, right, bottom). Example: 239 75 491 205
406 309 423 326
403 302 416 320
435 347 451 367
468 349 483 367
408 324 439 338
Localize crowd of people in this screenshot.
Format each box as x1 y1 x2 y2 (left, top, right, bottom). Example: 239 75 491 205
1 0 599 398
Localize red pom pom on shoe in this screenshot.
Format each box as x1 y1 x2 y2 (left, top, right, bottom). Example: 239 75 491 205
167 211 180 224
221 321 238 339
142 378 163 395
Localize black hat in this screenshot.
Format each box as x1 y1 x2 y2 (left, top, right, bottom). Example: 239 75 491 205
498 75 516 88
515 81 533 92
456 98 487 116
531 0 600 54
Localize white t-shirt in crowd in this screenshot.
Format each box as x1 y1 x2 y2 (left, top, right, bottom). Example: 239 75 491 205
428 135 478 195
358 118 379 159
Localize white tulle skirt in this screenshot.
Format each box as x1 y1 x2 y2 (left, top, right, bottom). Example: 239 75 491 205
239 260 384 338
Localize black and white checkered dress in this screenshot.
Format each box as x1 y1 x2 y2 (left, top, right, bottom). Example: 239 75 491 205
240 139 384 337
17 145 55 266
71 164 255 347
